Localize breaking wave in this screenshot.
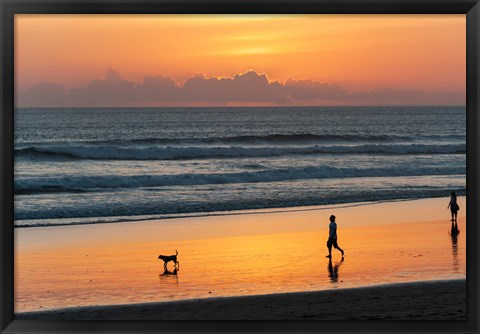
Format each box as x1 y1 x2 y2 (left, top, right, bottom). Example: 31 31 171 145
15 165 464 195
15 143 466 161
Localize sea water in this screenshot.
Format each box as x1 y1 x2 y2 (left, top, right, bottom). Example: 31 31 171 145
14 106 466 227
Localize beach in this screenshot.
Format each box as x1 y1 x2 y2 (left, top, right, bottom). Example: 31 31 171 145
17 279 466 320
15 196 466 320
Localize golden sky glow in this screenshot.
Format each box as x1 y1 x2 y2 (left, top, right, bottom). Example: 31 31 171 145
15 14 466 106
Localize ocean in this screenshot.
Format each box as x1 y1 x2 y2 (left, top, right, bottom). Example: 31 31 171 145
14 106 466 227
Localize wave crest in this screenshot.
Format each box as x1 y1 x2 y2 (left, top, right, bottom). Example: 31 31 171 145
15 165 464 195
15 143 466 161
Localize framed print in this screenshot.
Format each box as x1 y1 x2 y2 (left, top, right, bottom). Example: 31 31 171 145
1 0 479 333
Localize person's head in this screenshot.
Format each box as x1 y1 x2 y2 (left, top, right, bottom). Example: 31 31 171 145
330 215 336 222
451 191 456 197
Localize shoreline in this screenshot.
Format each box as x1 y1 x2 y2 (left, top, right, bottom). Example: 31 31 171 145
14 194 465 229
16 278 466 320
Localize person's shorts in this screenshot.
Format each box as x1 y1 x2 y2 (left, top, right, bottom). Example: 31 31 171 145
327 238 339 249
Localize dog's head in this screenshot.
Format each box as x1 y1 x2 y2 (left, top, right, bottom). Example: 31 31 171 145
158 255 167 260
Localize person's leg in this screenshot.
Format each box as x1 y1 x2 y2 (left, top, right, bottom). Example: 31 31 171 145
451 210 454 221
333 240 344 257
454 211 458 222
326 239 333 257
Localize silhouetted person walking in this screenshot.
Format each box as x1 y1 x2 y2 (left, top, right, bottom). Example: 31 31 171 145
447 191 459 222
326 215 344 258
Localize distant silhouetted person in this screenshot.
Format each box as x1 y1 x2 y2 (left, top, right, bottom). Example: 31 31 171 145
447 191 459 222
326 215 344 258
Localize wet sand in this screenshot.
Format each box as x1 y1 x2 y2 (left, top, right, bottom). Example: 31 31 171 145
17 279 466 320
15 196 466 319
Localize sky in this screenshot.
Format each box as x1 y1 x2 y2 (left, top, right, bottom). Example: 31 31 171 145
15 15 466 107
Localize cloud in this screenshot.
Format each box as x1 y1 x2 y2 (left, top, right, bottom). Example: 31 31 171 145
69 67 137 106
17 82 68 107
349 88 465 105
284 78 348 101
137 75 178 101
181 71 286 103
16 68 465 107
349 88 426 102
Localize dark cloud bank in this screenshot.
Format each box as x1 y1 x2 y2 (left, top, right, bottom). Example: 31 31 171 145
17 67 465 107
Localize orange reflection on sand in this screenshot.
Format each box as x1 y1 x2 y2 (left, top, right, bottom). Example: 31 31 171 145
15 197 466 313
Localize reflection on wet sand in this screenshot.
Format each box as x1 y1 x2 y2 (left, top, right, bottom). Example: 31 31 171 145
15 197 466 313
159 266 179 284
450 220 460 273
328 257 344 283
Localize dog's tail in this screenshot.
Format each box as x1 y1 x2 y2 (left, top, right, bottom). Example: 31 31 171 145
175 249 178 256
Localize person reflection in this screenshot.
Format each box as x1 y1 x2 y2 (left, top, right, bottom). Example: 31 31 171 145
450 220 460 237
328 257 344 283
449 220 460 273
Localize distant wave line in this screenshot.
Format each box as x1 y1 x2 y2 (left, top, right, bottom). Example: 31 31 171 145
15 167 466 195
15 133 466 147
15 143 466 161
14 192 467 228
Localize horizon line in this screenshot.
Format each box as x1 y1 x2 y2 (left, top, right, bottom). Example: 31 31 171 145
15 105 467 109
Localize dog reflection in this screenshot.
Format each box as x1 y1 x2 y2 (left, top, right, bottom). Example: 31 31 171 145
328 257 344 283
159 266 179 284
160 266 179 276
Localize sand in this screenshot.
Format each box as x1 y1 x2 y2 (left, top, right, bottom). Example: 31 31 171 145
16 279 466 320
14 196 466 319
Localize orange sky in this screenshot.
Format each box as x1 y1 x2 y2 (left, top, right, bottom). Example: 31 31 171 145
15 15 466 106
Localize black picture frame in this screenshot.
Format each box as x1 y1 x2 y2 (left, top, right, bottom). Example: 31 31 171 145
1 0 479 333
